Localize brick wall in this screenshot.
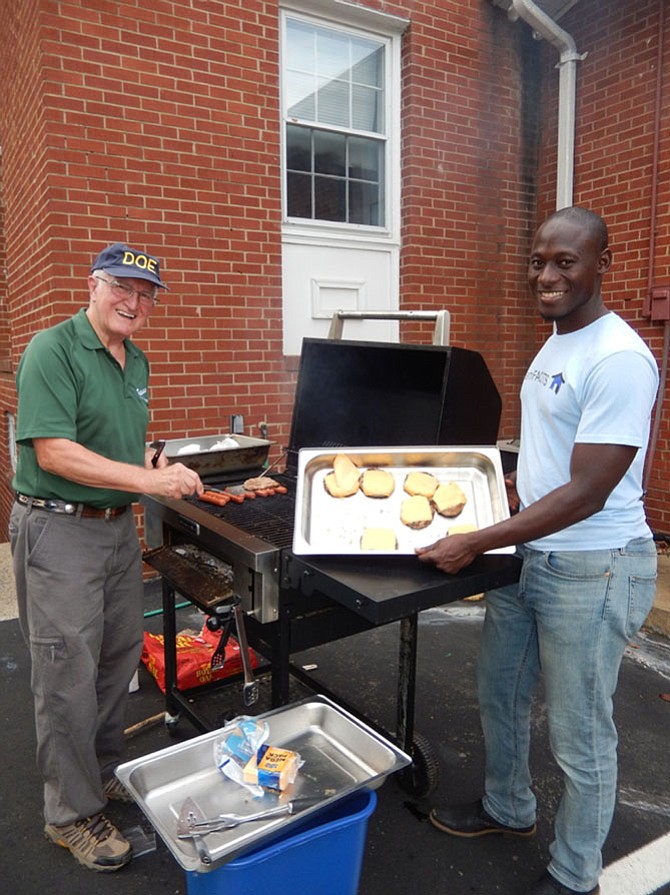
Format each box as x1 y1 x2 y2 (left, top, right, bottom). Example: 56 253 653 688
0 0 47 531
1 0 668 538
534 0 670 533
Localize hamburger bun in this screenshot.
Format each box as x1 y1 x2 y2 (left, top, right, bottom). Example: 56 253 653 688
360 468 395 498
432 481 467 517
324 453 361 498
404 471 439 498
400 495 434 529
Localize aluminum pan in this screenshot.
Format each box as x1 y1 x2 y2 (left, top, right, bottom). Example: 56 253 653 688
115 695 410 871
292 446 514 556
161 433 271 478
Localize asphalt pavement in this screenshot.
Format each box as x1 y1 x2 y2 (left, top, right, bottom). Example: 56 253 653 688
1 579 669 895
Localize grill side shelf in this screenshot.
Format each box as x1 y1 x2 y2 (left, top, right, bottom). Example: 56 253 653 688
143 545 234 609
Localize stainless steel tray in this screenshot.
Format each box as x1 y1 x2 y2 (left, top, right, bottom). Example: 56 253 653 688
292 446 513 555
115 695 410 871
161 433 271 478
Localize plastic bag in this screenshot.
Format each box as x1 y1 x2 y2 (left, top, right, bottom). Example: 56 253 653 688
141 623 257 694
214 717 270 797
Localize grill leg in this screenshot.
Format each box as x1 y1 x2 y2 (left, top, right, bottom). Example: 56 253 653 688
397 613 418 755
162 580 180 719
270 612 291 707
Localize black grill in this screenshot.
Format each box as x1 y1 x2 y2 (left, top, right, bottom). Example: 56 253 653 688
141 336 522 771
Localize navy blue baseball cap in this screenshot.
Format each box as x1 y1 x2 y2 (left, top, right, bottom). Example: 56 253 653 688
90 243 169 290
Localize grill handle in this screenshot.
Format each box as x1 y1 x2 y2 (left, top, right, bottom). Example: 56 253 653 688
327 310 450 346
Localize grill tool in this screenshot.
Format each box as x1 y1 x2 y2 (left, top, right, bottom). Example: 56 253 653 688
233 600 260 705
206 598 257 700
176 797 213 865
176 796 323 838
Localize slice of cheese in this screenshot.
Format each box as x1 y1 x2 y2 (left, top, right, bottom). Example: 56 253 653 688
400 495 434 529
360 468 395 498
432 481 467 517
404 471 439 498
361 527 398 550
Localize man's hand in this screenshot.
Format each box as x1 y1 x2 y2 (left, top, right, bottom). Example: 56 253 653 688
415 532 479 574
505 471 520 514
147 462 203 499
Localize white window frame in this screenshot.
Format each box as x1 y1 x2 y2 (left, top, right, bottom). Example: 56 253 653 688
280 0 407 248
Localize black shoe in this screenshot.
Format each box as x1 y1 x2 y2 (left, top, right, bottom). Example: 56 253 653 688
525 871 600 895
429 798 536 838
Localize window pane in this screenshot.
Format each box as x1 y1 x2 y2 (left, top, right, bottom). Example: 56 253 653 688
287 171 313 218
352 84 382 132
316 28 349 79
317 78 349 128
287 72 316 121
351 41 383 87
349 181 381 226
286 125 312 172
315 176 346 221
286 19 315 69
348 136 380 180
314 131 345 176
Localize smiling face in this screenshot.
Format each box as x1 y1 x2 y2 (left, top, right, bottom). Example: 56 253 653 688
528 212 612 334
86 273 155 348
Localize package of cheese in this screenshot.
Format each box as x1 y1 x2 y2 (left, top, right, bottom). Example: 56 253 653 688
243 744 303 791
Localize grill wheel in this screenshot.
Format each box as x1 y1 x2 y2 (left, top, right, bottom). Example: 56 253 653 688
397 731 440 798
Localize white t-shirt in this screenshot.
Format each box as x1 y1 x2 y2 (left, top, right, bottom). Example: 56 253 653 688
517 312 658 551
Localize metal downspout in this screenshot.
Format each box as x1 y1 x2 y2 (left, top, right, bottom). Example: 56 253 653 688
511 0 586 210
643 0 667 496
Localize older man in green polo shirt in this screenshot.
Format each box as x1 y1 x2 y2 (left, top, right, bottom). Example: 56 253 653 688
9 243 204 872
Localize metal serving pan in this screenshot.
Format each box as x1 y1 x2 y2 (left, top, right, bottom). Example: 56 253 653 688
160 434 271 478
292 446 513 556
115 695 410 871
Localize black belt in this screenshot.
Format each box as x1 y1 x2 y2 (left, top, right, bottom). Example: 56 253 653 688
15 493 129 520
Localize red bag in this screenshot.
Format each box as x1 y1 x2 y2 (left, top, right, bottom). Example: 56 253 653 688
141 622 258 694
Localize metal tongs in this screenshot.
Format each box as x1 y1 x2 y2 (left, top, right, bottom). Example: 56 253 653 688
177 795 319 842
178 803 292 836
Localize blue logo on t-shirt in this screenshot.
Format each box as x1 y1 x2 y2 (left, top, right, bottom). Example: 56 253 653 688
550 373 565 395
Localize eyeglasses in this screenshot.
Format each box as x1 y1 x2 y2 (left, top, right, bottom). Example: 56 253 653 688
93 273 159 309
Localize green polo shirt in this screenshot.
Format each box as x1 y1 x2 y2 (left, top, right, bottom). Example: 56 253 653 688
12 308 150 508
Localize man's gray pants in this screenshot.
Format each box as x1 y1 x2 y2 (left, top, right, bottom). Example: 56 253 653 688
9 502 144 825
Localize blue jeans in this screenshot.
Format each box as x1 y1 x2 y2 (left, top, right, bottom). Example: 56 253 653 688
478 539 657 892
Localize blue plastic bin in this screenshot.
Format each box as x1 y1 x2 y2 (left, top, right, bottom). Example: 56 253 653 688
185 788 377 895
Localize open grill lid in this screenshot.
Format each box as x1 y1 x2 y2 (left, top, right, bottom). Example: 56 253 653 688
286 338 502 475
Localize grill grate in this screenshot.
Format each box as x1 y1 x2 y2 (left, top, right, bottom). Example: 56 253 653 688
142 544 234 607
190 475 296 549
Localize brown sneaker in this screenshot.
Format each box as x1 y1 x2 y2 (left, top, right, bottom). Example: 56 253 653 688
103 776 134 803
44 813 132 871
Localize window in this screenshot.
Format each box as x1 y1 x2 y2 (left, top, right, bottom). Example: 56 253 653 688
283 16 387 227
279 2 407 355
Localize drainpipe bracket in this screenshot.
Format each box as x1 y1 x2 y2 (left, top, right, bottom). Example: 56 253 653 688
555 50 588 68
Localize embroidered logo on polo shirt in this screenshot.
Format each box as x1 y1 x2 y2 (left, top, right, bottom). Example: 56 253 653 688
135 386 149 405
